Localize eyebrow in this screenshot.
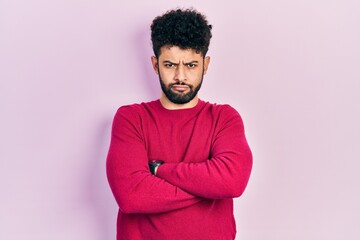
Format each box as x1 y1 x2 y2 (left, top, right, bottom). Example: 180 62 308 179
162 60 199 65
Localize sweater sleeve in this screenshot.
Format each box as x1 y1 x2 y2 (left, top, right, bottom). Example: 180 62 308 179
106 106 202 214
156 105 253 199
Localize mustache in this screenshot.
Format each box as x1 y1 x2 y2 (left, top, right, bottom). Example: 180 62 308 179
169 82 192 87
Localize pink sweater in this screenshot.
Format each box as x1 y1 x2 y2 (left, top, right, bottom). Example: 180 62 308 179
106 99 252 240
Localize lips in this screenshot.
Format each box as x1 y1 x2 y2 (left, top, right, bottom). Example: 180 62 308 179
172 84 189 91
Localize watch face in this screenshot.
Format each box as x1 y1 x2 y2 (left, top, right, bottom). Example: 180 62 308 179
148 160 164 165
148 160 164 175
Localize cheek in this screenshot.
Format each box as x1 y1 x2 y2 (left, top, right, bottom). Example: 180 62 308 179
159 70 174 81
191 69 204 80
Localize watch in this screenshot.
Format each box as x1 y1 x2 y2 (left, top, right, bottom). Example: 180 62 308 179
148 160 164 175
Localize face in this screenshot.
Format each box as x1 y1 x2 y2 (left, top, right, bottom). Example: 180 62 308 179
151 46 210 106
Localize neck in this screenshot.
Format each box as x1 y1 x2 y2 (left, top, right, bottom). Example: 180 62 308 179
160 94 199 110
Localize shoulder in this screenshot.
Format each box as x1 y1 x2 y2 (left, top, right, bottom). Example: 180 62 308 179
203 101 241 118
109 102 154 132
111 101 158 133
115 100 158 119
202 102 245 130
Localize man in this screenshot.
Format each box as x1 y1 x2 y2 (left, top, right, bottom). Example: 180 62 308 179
106 8 252 240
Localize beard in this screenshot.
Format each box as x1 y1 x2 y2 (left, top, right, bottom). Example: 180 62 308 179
158 72 204 105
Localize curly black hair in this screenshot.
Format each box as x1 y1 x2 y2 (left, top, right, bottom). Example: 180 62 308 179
151 8 212 58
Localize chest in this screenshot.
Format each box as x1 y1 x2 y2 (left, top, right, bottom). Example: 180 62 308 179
141 115 217 163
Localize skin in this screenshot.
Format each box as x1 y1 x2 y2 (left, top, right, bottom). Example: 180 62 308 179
151 45 210 110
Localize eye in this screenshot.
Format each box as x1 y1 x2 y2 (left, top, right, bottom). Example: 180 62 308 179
164 63 175 68
186 63 197 68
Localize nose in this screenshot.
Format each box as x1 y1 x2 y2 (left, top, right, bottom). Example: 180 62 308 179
174 64 187 82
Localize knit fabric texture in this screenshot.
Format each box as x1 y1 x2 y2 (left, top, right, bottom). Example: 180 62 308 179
106 99 253 240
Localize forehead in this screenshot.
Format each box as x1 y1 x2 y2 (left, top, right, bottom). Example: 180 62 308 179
158 46 203 61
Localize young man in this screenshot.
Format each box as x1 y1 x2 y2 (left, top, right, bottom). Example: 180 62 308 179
106 8 253 240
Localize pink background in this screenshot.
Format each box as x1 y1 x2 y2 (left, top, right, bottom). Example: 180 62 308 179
1 0 359 239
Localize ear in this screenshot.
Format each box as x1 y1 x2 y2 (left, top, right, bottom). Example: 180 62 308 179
203 56 211 75
151 56 159 75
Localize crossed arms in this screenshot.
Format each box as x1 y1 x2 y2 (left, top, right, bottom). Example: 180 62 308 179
106 106 252 214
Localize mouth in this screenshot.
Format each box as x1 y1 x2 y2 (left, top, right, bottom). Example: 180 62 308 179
171 84 190 92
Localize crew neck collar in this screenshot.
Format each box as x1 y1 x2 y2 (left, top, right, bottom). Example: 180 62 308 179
155 99 205 113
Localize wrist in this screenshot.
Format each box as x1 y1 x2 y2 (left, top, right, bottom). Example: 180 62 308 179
148 160 164 175
154 165 159 175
